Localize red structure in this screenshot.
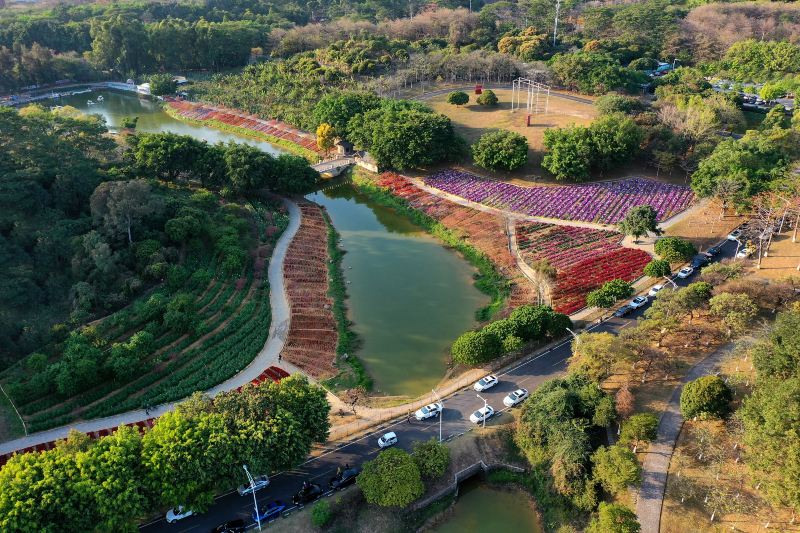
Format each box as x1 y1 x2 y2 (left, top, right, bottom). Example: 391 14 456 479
474 84 483 95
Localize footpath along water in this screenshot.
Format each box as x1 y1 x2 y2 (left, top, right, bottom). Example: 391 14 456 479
64 89 489 398
309 185 488 397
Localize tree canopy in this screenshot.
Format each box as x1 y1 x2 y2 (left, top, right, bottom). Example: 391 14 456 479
471 130 529 171
618 205 661 242
356 448 424 507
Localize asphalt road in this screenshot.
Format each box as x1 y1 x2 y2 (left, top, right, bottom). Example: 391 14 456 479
140 238 739 533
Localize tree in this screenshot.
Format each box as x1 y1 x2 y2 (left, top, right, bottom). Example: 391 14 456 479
595 94 644 115
752 309 800 380
587 502 641 533
312 91 381 137
616 384 635 419
589 114 643 171
316 123 336 154
446 91 469 107
586 279 634 308
569 331 632 382
591 445 642 495
680 376 732 420
709 292 758 337
643 259 671 278
223 143 277 195
761 104 790 131
274 155 319 194
356 448 424 507
90 180 163 245
129 132 209 182
549 51 645 95
618 205 661 243
654 236 697 263
451 330 503 365
147 73 177 96
476 89 498 106
120 116 138 129
619 413 658 450
411 439 450 479
542 125 594 181
471 130 528 171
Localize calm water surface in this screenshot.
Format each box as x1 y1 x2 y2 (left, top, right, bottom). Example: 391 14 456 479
433 479 542 533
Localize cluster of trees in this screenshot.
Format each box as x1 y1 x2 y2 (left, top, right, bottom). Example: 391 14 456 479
471 130 529 172
451 305 570 366
0 44 96 92
0 376 330 532
586 279 634 309
542 114 643 181
549 51 647 95
718 39 800 82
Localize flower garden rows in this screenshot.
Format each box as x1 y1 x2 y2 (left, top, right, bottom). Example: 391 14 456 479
375 173 652 315
165 99 322 154
279 201 338 378
424 169 694 224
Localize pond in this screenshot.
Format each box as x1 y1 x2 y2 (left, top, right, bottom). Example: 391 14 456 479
61 88 488 398
309 185 487 397
432 478 542 533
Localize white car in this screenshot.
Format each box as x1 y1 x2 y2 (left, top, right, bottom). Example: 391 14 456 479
377 431 398 448
727 229 743 241
736 247 754 259
629 296 648 309
503 388 529 407
473 375 498 392
648 284 664 297
469 405 495 424
237 474 270 496
166 506 194 523
414 402 443 421
677 266 694 279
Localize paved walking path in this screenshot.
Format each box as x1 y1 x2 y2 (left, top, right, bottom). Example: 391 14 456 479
0 199 303 456
635 342 735 533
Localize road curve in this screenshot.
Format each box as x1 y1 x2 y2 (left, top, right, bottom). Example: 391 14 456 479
0 198 302 456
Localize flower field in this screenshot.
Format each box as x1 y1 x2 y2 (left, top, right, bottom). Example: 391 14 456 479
424 169 694 224
165 99 321 154
279 201 338 378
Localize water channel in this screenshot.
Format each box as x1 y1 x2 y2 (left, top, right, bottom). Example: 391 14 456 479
432 478 542 533
60 89 488 397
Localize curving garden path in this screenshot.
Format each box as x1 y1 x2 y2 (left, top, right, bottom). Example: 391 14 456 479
0 199 303 456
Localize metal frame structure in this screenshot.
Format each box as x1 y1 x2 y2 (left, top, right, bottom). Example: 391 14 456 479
511 77 551 115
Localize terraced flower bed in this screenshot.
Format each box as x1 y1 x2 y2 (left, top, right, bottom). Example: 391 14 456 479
424 169 694 224
278 201 338 378
515 222 624 270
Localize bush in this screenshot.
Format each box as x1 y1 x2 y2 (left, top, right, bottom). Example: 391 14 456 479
591 445 641 495
587 502 640 533
356 448 424 507
472 130 529 171
586 279 633 308
451 330 502 365
595 94 644 115
310 500 332 528
654 237 697 263
447 91 469 106
411 439 450 479
619 413 658 447
476 89 498 106
643 259 671 278
680 375 732 420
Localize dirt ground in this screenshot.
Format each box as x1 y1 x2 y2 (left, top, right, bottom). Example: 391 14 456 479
663 199 746 251
752 230 800 279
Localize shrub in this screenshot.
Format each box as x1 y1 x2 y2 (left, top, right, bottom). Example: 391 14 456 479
472 130 529 171
356 448 424 507
451 330 502 365
680 375 732 420
411 439 450 479
476 89 498 106
595 94 644 115
619 413 658 447
654 237 697 263
310 500 332 528
591 445 642 495
643 259 671 278
586 279 633 308
447 91 469 106
587 502 640 533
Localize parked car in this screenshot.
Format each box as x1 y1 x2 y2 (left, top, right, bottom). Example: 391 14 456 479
329 466 361 490
470 405 495 424
503 388 529 407
414 402 443 421
378 431 398 448
737 247 754 259
166 506 194 524
677 266 694 279
252 500 287 523
629 296 648 309
292 482 323 506
613 304 633 317
727 229 743 241
237 474 270 496
706 245 722 256
648 284 664 297
691 256 710 269
212 518 247 533
473 375 499 392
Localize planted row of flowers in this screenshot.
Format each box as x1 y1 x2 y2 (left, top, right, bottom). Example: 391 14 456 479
516 222 624 270
424 169 694 224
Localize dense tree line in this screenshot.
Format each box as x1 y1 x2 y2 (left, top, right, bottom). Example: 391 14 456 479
0 375 330 532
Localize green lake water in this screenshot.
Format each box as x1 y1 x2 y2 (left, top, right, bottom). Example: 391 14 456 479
59 88 488 397
433 479 542 533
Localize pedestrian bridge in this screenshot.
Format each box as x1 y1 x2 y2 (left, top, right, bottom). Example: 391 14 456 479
312 157 355 178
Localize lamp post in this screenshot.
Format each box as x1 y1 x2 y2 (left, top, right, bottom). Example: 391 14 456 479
432 389 443 443
243 464 262 531
476 394 488 429
0 383 26 436
663 275 678 290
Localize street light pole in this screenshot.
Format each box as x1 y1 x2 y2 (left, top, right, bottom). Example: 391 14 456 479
432 389 443 443
0 383 26 436
244 464 262 531
663 275 678 290
476 394 488 429
566 327 581 343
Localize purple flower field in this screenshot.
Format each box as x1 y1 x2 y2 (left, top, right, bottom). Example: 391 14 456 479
424 170 694 224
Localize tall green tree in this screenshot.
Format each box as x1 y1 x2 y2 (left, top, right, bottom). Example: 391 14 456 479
356 448 424 507
618 205 661 242
591 445 641 495
90 180 163 245
472 130 529 171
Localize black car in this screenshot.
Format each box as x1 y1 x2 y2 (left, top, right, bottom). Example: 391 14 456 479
691 255 710 269
293 482 323 506
329 466 361 491
613 304 633 318
706 245 721 256
212 519 246 533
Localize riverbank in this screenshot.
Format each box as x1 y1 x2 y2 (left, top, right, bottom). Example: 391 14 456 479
350 169 509 321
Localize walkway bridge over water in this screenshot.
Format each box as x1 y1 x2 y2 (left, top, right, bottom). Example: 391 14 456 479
312 156 356 178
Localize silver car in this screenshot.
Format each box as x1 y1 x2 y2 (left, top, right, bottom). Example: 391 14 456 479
503 388 529 407
237 474 270 496
414 402 443 421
